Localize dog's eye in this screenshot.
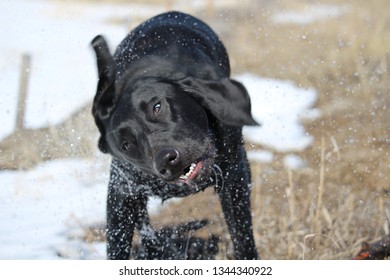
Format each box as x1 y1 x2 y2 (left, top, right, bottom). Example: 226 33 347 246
153 102 161 115
121 141 131 151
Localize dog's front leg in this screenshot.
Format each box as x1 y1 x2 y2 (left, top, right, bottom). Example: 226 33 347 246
106 162 150 260
217 173 258 260
106 186 149 259
215 128 259 260
106 190 133 260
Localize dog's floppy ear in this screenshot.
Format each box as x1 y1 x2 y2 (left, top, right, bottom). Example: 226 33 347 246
91 35 117 153
178 77 259 127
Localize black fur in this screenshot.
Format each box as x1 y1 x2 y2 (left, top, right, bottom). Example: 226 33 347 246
91 11 259 260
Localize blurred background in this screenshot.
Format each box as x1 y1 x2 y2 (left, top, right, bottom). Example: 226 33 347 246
0 0 389 259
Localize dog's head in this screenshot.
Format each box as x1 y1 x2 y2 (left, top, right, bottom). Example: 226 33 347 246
91 36 258 187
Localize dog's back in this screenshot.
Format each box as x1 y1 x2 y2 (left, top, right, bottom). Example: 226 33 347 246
113 11 230 81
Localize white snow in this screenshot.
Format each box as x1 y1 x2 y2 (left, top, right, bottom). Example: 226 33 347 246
272 4 348 25
239 73 318 152
0 0 319 259
283 154 307 170
247 150 274 163
0 0 165 139
0 158 108 259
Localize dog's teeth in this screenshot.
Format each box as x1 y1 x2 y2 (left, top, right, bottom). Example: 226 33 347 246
181 163 197 179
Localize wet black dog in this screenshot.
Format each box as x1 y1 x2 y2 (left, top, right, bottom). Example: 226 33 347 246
91 11 259 259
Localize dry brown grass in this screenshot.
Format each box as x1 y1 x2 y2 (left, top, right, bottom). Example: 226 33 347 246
0 105 95 170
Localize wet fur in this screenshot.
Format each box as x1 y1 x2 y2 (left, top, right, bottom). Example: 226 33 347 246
91 11 259 259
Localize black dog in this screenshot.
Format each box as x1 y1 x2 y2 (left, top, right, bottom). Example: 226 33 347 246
91 11 259 260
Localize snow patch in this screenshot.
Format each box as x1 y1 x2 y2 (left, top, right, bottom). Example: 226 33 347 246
283 154 306 170
272 4 349 25
0 158 108 259
238 73 317 152
247 150 274 163
0 0 164 140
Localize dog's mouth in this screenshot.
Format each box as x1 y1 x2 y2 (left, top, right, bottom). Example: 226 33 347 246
178 160 204 183
175 143 217 186
174 152 215 187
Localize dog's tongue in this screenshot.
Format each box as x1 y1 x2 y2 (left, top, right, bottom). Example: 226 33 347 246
189 161 203 180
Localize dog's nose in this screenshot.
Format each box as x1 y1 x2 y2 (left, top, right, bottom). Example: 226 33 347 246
154 147 181 180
